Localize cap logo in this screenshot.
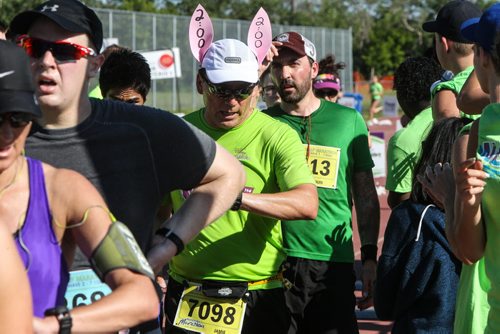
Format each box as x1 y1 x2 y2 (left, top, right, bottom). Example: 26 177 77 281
275 33 290 43
40 4 59 12
0 70 14 79
224 57 241 64
305 40 315 58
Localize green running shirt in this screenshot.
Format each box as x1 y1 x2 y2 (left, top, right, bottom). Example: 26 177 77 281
170 109 314 288
266 100 374 262
477 103 500 333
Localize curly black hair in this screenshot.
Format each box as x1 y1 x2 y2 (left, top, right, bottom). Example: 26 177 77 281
317 54 345 77
99 48 151 101
393 57 443 119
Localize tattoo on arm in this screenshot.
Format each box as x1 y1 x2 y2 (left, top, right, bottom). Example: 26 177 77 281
352 170 380 246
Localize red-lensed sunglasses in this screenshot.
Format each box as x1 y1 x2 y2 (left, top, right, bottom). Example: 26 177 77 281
17 35 96 62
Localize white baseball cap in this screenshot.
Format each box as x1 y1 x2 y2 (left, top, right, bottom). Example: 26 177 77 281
201 39 259 84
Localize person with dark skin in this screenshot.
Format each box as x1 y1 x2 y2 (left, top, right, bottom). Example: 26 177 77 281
386 57 443 209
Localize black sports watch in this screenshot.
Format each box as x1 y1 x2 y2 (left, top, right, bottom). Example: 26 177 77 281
230 191 243 211
44 306 72 334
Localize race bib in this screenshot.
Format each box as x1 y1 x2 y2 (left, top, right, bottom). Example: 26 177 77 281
306 144 341 189
64 269 111 309
174 284 247 334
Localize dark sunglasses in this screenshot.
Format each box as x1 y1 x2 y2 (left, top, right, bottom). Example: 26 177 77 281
315 89 339 99
17 35 96 62
201 71 256 101
0 113 33 128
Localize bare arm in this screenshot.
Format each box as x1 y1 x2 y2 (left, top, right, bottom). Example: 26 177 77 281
457 69 489 115
37 167 159 332
453 121 488 264
352 170 380 310
387 191 410 209
147 143 246 273
432 89 460 121
0 224 33 333
240 183 318 220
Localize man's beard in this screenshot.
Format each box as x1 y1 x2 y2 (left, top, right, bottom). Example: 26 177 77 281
277 78 311 104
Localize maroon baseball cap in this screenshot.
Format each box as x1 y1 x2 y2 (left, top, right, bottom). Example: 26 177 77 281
273 32 316 61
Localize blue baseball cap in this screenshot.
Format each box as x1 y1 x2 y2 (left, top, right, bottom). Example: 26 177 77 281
461 3 500 52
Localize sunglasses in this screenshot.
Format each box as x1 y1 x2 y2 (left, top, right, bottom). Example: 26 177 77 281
0 113 33 128
201 71 256 101
17 35 96 62
315 89 339 99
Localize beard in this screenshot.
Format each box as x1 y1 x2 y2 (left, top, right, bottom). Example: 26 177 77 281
277 78 311 104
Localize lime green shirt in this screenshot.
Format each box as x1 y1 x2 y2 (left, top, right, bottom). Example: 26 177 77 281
89 85 103 99
477 103 500 333
431 66 479 121
169 109 314 289
266 100 374 262
386 107 433 193
370 82 383 100
451 121 491 334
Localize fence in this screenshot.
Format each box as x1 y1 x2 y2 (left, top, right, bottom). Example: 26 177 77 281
93 8 353 113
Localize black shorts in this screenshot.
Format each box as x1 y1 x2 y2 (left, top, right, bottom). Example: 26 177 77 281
283 257 359 334
164 277 290 334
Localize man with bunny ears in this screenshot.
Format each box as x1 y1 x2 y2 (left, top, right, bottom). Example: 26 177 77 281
162 5 318 334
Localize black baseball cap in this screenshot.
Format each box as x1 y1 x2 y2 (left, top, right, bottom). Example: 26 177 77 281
9 0 103 52
422 0 482 43
0 40 41 117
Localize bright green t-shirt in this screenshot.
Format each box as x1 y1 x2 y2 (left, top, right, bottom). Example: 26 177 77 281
266 100 374 262
169 109 314 289
89 84 103 99
370 82 383 100
477 103 500 333
431 66 479 121
451 120 491 334
386 107 433 193
454 260 490 334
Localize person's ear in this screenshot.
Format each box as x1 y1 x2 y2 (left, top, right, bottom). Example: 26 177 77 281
311 60 319 80
479 46 492 70
196 72 204 94
441 36 450 53
88 54 105 78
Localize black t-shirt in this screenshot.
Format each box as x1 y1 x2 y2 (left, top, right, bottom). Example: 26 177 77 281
26 98 216 268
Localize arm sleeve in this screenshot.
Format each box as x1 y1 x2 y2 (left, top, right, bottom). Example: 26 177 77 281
273 124 315 191
352 112 374 172
145 109 216 193
386 137 414 193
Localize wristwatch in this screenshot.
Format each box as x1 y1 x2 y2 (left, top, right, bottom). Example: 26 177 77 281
44 306 72 334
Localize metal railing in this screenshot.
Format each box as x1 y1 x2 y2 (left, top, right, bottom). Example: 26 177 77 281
94 8 352 113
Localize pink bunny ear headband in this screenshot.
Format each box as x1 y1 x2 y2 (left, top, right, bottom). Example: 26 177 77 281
189 4 272 84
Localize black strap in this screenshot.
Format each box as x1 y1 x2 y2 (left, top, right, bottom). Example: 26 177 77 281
167 231 185 255
155 227 184 255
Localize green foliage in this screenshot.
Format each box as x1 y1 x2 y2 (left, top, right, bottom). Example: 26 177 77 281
0 0 41 24
6 0 493 78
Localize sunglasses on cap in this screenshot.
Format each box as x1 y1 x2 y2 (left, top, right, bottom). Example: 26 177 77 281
201 71 256 101
17 35 96 62
0 113 33 128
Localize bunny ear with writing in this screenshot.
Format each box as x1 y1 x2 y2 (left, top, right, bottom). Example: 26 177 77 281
189 4 214 62
247 7 272 64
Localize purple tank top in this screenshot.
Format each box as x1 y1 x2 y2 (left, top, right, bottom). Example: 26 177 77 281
15 158 69 317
